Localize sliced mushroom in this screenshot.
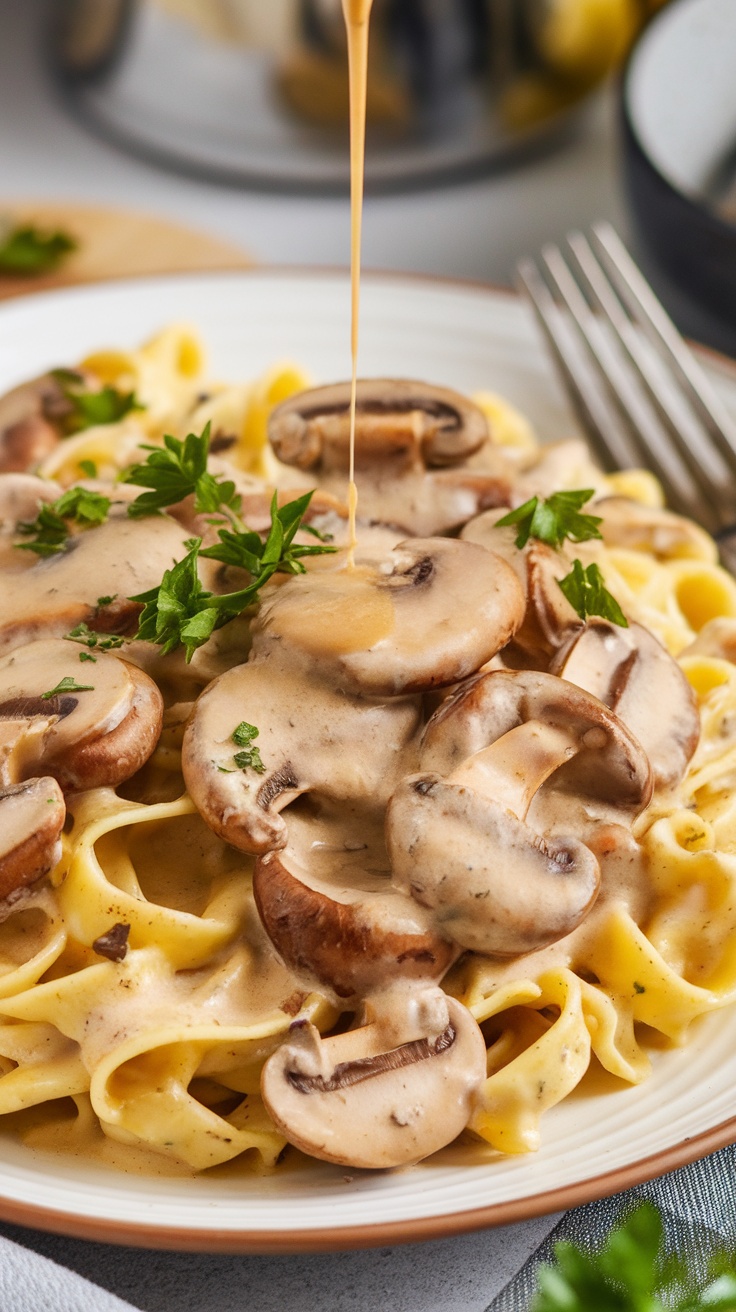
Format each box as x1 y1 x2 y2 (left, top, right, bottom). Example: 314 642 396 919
268 380 512 535
682 617 736 664
253 799 455 999
0 778 65 900
182 646 423 855
0 370 94 473
0 509 195 656
261 990 487 1168
387 669 652 956
594 496 716 562
255 538 525 696
462 509 582 665
0 638 163 792
550 619 700 788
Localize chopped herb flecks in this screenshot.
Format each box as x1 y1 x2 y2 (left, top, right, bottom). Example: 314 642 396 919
41 676 95 700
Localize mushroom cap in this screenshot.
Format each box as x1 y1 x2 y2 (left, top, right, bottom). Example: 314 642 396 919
253 840 455 1001
549 618 700 789
0 778 65 901
0 373 70 474
387 773 600 956
0 511 195 656
595 496 716 562
420 668 653 827
260 993 487 1168
254 538 525 697
268 380 510 536
182 653 423 855
268 379 490 472
0 638 163 792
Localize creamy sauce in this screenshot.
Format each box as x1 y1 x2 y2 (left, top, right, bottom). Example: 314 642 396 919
260 565 394 655
341 0 374 566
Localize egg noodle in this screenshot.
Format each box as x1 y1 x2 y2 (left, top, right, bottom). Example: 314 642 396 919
1 323 736 1175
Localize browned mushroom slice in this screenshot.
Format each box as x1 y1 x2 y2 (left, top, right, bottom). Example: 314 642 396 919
261 992 487 1168
0 374 70 473
0 638 163 792
268 380 511 535
0 511 195 656
463 509 582 665
594 496 715 561
387 669 653 956
682 617 736 664
0 778 65 901
255 538 525 696
182 653 423 855
253 800 455 999
550 619 700 788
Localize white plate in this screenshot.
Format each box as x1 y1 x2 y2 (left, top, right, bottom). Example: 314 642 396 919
1 270 736 1253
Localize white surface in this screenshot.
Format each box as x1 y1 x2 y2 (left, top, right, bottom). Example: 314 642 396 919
626 0 736 194
0 270 735 1248
0 0 631 283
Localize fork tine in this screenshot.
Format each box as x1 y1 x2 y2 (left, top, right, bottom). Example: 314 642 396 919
592 222 736 471
566 231 734 528
537 245 716 529
515 258 635 475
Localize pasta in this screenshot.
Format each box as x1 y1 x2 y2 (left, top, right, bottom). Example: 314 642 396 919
1 324 736 1176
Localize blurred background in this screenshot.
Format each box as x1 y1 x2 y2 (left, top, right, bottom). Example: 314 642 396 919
0 0 734 352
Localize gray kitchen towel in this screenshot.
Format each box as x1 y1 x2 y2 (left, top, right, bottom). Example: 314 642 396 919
488 1144 736 1310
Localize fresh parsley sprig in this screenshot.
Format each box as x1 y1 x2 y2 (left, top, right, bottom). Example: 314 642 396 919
16 487 111 556
558 559 628 628
131 491 335 662
51 368 142 434
120 423 241 522
531 1202 736 1312
0 222 76 276
497 488 603 550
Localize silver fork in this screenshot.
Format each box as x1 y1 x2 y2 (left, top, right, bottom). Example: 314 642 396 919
516 223 736 574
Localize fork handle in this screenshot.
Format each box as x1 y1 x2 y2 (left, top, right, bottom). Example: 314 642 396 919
715 526 736 577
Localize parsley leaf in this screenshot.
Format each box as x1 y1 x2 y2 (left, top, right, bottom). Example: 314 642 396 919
0 222 76 276
16 488 111 556
558 560 628 627
231 722 265 773
41 676 95 700
496 488 603 550
121 424 241 522
64 622 125 652
131 492 335 662
78 459 98 478
51 369 142 434
79 652 96 663
531 1202 736 1312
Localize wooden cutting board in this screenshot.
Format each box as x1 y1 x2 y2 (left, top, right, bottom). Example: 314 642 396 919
0 202 253 300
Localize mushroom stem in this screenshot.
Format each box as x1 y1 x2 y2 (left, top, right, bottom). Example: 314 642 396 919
447 720 578 821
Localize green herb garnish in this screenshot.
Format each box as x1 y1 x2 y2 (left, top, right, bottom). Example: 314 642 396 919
78 460 98 478
131 491 335 662
231 722 265 773
558 560 628 627
531 1202 736 1312
64 621 125 652
496 488 603 550
79 652 96 663
41 676 95 700
16 487 111 556
51 369 142 434
0 222 76 276
121 424 240 522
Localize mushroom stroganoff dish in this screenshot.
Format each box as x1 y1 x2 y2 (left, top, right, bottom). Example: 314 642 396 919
1 322 736 1175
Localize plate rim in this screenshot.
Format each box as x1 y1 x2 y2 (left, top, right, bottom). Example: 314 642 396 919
0 266 735 1253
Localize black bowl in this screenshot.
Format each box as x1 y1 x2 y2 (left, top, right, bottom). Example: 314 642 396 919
621 0 736 354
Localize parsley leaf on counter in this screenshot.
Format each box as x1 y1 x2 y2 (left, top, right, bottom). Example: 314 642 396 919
531 1202 736 1312
41 676 95 700
0 222 76 276
131 492 335 662
121 423 241 522
496 488 603 550
16 488 111 556
558 559 628 627
51 369 142 434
